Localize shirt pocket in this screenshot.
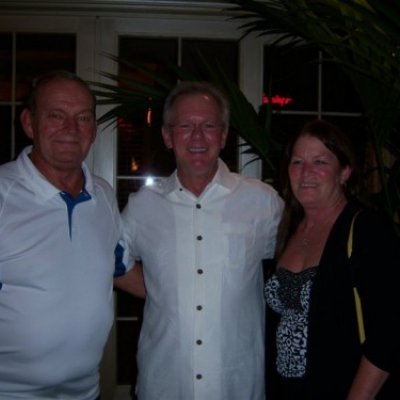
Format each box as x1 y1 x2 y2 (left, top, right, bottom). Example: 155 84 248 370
222 222 258 268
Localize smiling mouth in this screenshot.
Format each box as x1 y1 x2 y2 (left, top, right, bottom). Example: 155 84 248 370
300 182 317 188
189 147 207 153
55 139 80 146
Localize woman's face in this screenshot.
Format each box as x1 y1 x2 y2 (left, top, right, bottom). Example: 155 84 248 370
288 134 351 210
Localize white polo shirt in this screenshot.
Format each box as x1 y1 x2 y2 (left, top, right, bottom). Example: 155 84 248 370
0 146 120 399
121 160 283 400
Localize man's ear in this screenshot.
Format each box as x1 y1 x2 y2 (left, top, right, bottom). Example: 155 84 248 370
161 126 173 149
20 109 34 139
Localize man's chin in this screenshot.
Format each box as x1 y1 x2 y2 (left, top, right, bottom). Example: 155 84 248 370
53 156 85 171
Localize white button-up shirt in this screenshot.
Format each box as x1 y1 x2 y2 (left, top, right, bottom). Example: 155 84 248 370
122 160 283 400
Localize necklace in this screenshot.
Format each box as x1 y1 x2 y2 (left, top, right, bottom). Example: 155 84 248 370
297 201 348 250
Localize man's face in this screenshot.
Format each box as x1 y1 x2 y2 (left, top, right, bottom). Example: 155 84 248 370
21 78 97 175
162 93 228 182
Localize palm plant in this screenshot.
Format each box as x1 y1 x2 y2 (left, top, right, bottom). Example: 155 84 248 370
91 0 400 231
91 52 276 171
227 0 400 228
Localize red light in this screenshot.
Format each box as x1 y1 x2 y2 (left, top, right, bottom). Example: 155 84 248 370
262 94 292 107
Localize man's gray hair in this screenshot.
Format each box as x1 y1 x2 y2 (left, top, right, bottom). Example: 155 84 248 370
163 81 230 128
26 70 96 117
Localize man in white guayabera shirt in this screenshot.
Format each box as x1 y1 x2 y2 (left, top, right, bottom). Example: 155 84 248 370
0 71 120 400
115 81 283 400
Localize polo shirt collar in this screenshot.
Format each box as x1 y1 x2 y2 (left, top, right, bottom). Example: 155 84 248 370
17 146 94 201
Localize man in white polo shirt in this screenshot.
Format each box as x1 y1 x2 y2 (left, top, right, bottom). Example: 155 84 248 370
0 71 120 399
115 81 283 400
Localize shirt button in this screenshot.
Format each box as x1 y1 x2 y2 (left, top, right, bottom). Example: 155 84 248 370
196 339 202 345
196 235 203 241
196 204 201 209
197 269 203 274
196 305 203 311
196 374 202 380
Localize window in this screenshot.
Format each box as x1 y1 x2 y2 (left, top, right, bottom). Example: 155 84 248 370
116 36 239 207
262 45 364 180
0 32 76 164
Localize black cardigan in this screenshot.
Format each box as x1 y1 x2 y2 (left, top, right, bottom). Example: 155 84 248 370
266 203 400 399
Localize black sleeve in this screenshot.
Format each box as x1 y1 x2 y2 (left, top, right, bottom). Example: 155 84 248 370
353 211 400 372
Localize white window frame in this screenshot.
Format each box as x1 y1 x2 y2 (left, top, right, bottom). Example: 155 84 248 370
94 13 265 187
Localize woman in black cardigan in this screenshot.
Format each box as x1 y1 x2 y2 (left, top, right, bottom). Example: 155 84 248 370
265 119 400 399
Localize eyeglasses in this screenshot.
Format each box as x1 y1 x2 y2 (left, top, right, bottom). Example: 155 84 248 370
168 121 224 135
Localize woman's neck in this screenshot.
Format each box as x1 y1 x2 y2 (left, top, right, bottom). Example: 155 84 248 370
301 195 347 231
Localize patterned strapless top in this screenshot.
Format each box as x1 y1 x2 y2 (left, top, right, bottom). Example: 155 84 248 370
265 267 318 378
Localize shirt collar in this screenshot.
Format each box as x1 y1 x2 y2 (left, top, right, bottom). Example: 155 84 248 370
17 145 95 201
161 158 238 196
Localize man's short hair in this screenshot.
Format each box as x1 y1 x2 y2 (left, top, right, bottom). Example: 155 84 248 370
163 81 230 128
26 70 96 117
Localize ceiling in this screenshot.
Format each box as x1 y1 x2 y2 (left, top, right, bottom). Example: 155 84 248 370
0 0 234 15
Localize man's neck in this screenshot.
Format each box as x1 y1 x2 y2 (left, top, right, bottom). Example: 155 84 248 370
30 152 85 197
177 169 218 197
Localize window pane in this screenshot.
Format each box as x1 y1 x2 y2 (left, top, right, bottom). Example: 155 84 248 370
324 115 368 165
182 38 239 172
118 37 178 178
261 113 318 182
16 33 76 101
181 38 238 81
0 33 76 164
117 178 165 210
0 33 12 102
262 44 364 183
0 106 12 164
264 45 319 112
0 105 31 165
322 58 362 112
15 104 32 156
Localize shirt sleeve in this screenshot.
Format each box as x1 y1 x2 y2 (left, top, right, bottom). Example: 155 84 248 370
114 192 139 276
262 188 284 260
354 211 400 372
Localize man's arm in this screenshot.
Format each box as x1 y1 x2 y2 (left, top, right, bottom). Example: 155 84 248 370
114 262 146 298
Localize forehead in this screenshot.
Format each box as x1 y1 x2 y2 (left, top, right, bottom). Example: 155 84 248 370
172 93 219 114
293 134 333 155
35 79 93 108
